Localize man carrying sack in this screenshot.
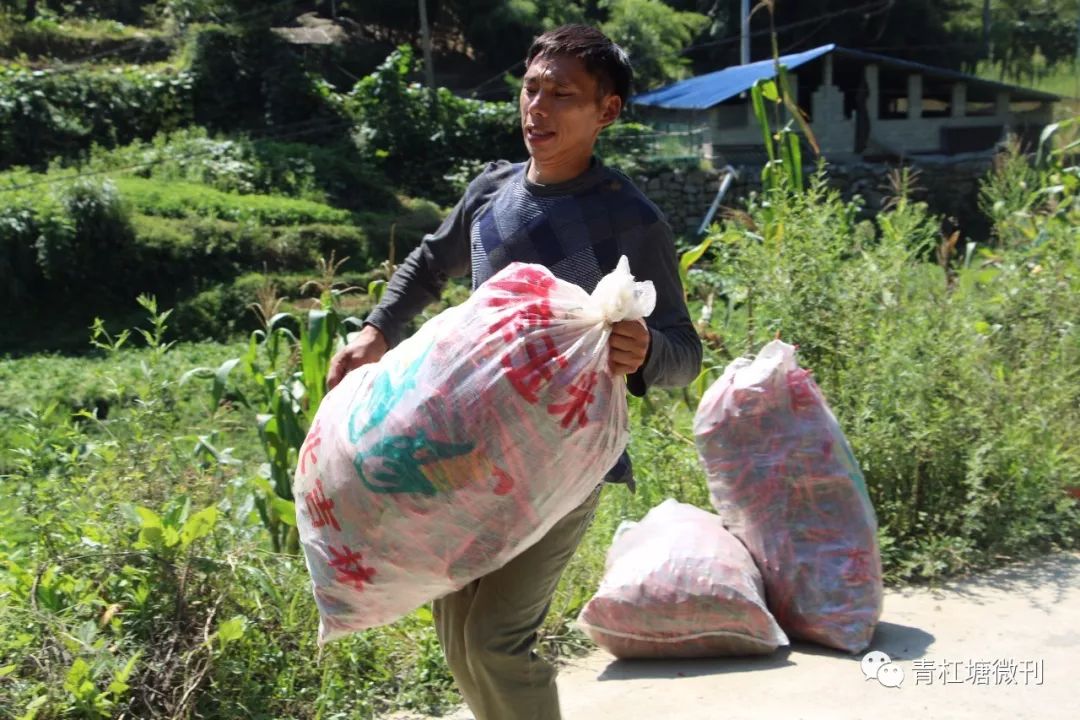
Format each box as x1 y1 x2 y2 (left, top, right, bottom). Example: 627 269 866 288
327 24 702 720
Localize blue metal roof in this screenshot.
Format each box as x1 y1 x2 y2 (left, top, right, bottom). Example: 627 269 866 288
631 44 1060 110
631 45 835 110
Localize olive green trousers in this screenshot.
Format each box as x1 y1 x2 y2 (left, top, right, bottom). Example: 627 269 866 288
433 483 604 720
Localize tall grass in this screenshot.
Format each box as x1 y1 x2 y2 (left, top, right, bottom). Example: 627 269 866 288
0 298 460 718
679 125 1080 579
2 105 1078 720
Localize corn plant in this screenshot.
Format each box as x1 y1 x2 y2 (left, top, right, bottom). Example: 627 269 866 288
183 259 362 553
749 0 820 196
680 3 822 409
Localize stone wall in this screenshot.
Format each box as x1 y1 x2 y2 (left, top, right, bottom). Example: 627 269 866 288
634 154 995 237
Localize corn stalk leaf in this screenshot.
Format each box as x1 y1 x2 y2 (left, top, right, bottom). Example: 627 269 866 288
212 358 243 410
760 79 779 102
751 81 776 162
271 497 297 527
679 236 714 292
781 126 803 190
301 308 335 414
778 64 820 156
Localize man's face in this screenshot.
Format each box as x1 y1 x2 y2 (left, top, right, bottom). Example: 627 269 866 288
519 53 621 169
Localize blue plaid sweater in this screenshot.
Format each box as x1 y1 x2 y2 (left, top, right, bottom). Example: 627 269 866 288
364 157 702 489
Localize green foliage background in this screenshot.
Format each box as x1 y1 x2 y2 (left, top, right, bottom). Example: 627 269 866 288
2 1 1079 717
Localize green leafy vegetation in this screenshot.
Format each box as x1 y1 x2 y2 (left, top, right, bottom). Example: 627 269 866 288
686 127 1080 579
0 8 171 62
2 2 1079 716
0 63 194 170
599 0 709 91
3 130 1078 716
0 120 449 353
346 44 522 203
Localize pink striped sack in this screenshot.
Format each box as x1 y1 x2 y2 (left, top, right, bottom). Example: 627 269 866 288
294 257 655 644
578 499 789 659
693 340 883 653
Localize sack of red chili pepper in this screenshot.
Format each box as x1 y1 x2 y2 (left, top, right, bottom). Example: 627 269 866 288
577 499 789 659
294 257 655 644
692 340 883 653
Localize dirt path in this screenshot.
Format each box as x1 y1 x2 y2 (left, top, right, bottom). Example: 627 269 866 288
402 551 1078 720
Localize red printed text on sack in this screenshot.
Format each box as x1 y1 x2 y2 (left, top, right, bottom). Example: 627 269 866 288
328 545 377 590
548 371 599 429
501 335 568 403
300 419 323 475
304 476 341 531
485 268 559 341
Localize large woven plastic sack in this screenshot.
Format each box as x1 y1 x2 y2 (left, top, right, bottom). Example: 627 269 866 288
294 257 656 644
692 340 883 653
577 499 788 659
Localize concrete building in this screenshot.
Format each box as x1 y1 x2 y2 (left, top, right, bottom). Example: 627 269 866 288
631 45 1061 162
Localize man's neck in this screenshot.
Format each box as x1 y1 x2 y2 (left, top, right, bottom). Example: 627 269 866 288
526 155 593 185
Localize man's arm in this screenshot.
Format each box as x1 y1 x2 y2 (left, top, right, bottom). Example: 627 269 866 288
327 197 471 389
327 163 512 389
363 196 472 350
625 219 703 397
363 161 513 348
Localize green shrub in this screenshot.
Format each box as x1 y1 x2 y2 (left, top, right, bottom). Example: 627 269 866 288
1 176 139 306
74 127 397 210
169 272 268 342
0 21 350 173
0 11 172 61
356 195 445 263
0 174 361 286
348 45 522 203
31 1 160 25
595 121 658 176
185 23 343 131
0 178 69 303
114 176 352 224
0 171 371 351
41 178 137 283
282 222 371 267
125 214 370 302
169 266 381 343
244 138 397 211
692 152 1080 580
0 340 245 423
183 24 264 129
0 63 194 170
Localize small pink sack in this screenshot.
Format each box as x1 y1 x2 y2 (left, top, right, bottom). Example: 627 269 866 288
578 499 788 659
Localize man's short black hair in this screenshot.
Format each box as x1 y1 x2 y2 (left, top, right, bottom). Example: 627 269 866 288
525 24 633 105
